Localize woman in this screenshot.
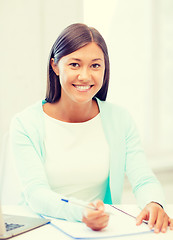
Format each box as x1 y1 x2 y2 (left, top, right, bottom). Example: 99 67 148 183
10 23 173 232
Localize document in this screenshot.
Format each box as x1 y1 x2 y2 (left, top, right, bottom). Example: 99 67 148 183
51 205 153 239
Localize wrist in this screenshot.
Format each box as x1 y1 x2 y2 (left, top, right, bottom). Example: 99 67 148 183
150 201 164 209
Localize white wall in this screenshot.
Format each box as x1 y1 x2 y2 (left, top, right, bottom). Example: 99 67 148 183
84 0 153 142
0 0 83 147
84 0 173 169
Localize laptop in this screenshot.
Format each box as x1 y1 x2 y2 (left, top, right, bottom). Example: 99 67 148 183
0 205 50 239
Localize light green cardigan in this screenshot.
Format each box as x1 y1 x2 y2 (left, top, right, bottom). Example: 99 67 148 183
10 98 165 221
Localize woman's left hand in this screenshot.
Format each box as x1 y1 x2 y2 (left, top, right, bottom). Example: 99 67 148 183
136 202 173 233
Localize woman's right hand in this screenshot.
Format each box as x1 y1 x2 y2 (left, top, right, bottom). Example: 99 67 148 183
82 200 109 231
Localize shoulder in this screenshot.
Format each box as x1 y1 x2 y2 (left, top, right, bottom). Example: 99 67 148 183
14 100 44 118
97 99 136 132
10 100 45 132
97 98 130 119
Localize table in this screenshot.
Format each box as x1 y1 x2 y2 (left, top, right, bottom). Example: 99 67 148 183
2 205 173 240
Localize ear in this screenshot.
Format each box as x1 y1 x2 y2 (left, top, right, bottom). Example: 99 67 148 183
50 58 59 76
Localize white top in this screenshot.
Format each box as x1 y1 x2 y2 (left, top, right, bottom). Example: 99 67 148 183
43 112 109 202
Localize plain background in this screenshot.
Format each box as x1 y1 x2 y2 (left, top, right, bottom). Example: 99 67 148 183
0 0 173 203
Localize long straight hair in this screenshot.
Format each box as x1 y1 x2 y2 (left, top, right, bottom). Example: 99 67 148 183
46 23 110 102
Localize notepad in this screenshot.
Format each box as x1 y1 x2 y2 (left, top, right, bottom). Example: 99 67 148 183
51 205 153 239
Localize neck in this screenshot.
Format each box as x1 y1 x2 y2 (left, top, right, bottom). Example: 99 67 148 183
52 99 99 123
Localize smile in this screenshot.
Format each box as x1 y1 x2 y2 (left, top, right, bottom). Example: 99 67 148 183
73 85 93 91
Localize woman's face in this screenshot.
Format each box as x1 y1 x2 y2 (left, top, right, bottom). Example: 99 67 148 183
51 42 105 104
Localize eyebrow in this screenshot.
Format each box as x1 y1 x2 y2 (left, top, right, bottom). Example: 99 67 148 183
92 58 103 62
69 58 103 62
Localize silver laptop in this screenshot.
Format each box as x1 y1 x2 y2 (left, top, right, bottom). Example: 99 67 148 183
0 205 50 239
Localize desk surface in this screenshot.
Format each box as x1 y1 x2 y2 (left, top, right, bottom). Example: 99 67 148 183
2 205 173 240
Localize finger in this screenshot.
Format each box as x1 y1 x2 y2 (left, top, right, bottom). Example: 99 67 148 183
82 214 109 231
89 212 109 225
100 220 109 230
92 215 109 231
83 208 109 224
168 218 173 230
154 210 165 233
94 200 104 211
83 218 103 231
85 200 105 219
90 224 105 231
83 202 102 219
86 215 109 226
148 208 158 230
85 208 105 220
94 214 109 225
161 214 169 233
136 209 149 226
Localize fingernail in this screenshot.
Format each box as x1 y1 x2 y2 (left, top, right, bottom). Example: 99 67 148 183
99 206 104 211
154 228 159 233
162 228 166 233
136 220 140 225
149 225 153 229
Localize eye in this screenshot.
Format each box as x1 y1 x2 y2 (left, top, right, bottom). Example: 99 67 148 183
69 63 80 68
91 63 101 69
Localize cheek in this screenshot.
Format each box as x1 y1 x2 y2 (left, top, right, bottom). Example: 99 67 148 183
96 71 104 84
59 71 76 88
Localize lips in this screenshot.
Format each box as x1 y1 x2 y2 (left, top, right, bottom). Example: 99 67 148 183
72 84 93 91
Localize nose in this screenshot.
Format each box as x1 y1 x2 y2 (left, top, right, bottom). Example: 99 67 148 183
78 67 91 81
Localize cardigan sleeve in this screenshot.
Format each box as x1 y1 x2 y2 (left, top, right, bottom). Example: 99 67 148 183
9 114 87 222
124 112 165 209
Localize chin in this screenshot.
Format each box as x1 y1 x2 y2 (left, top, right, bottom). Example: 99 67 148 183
72 95 94 104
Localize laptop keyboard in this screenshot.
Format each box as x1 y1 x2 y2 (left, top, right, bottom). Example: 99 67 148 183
5 222 24 232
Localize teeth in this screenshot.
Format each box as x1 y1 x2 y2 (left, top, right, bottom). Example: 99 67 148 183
74 85 91 90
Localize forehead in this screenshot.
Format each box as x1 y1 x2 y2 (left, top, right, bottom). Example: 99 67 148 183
63 42 104 61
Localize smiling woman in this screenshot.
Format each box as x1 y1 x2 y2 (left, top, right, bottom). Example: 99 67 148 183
10 23 173 233
49 42 105 121
46 23 110 104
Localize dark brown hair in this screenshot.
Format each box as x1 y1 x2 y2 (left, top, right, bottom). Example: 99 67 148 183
45 23 110 102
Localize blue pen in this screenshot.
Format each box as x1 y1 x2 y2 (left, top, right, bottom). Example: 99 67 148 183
61 198 113 215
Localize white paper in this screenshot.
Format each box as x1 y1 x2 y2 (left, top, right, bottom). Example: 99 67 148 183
51 205 153 239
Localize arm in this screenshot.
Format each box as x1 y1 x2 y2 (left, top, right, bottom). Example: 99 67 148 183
125 112 165 208
9 115 86 222
125 112 172 232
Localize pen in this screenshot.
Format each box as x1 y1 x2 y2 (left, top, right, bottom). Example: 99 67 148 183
61 198 113 215
110 205 148 225
61 199 148 224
